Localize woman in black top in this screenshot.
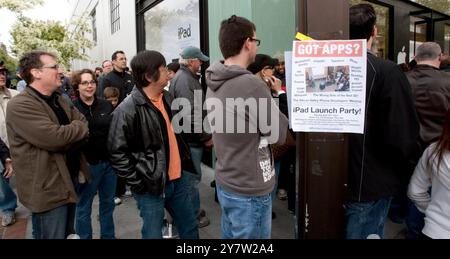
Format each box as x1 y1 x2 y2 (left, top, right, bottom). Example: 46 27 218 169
72 69 116 239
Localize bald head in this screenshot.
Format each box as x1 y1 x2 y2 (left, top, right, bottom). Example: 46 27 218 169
415 42 442 67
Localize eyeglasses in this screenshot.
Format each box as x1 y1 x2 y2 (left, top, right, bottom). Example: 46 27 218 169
80 80 96 86
0 69 7 76
41 64 59 70
249 38 261 46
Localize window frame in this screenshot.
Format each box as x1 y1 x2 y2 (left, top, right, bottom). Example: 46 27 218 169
91 8 97 43
110 0 121 34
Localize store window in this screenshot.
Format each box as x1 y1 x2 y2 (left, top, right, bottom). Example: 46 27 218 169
445 24 450 54
349 0 390 60
409 16 428 60
144 0 200 62
208 0 296 62
410 0 450 16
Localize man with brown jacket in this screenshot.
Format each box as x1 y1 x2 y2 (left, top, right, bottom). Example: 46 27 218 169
6 51 89 239
407 42 450 150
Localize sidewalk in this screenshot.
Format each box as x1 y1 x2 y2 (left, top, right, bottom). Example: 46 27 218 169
86 164 296 239
0 202 30 239
1 163 406 239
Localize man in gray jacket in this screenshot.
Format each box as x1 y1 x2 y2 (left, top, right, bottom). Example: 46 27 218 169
205 15 289 239
169 46 212 228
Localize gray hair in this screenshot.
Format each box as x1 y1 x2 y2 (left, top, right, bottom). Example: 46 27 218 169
415 42 442 62
178 57 197 66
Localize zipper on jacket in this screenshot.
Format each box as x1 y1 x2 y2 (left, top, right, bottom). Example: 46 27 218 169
158 115 169 199
358 56 377 202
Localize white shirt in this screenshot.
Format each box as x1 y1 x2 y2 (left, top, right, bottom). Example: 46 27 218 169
408 143 450 239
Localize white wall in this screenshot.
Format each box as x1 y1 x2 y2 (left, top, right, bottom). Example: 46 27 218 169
68 0 137 71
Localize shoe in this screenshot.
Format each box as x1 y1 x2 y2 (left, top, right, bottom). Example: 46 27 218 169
197 215 210 228
277 189 288 200
162 223 179 239
124 190 132 197
272 212 277 219
67 234 81 239
114 197 122 205
1 213 16 227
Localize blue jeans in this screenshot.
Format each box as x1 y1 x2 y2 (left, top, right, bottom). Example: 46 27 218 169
32 205 69 239
405 199 425 239
0 175 17 215
217 185 272 239
133 174 198 239
184 146 203 217
345 197 393 239
75 161 117 239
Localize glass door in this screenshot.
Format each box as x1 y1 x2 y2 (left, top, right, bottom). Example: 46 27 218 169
349 0 390 59
445 24 450 54
410 16 428 61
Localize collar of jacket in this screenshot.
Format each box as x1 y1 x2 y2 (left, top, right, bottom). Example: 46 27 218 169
180 65 201 80
112 68 127 77
77 96 98 109
367 49 377 57
0 87 13 99
131 87 172 108
414 64 440 71
27 85 61 102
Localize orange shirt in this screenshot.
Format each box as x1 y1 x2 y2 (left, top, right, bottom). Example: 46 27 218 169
151 94 181 181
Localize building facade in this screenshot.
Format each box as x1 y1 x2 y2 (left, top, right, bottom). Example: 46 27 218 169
350 0 450 63
69 0 137 69
69 0 449 70
67 0 450 238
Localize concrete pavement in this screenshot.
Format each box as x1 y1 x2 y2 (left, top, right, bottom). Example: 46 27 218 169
84 164 297 239
1 163 406 239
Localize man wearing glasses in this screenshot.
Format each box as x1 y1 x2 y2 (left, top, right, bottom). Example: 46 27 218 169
6 51 89 239
205 15 289 239
0 63 19 228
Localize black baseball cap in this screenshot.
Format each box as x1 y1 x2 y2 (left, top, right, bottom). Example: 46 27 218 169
247 54 278 74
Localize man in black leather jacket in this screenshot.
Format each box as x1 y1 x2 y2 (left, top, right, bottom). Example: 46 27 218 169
107 50 198 239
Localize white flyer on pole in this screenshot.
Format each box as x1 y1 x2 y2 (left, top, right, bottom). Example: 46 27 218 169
290 40 367 134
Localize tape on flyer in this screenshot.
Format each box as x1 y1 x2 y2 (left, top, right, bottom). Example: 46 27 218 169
296 32 314 41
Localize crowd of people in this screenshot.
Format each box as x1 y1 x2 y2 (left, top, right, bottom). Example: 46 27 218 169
0 4 449 240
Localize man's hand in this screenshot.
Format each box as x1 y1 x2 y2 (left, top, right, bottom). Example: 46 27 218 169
204 138 214 148
269 76 282 93
3 158 13 179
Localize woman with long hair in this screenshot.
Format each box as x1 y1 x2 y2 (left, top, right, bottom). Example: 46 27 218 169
408 109 450 239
